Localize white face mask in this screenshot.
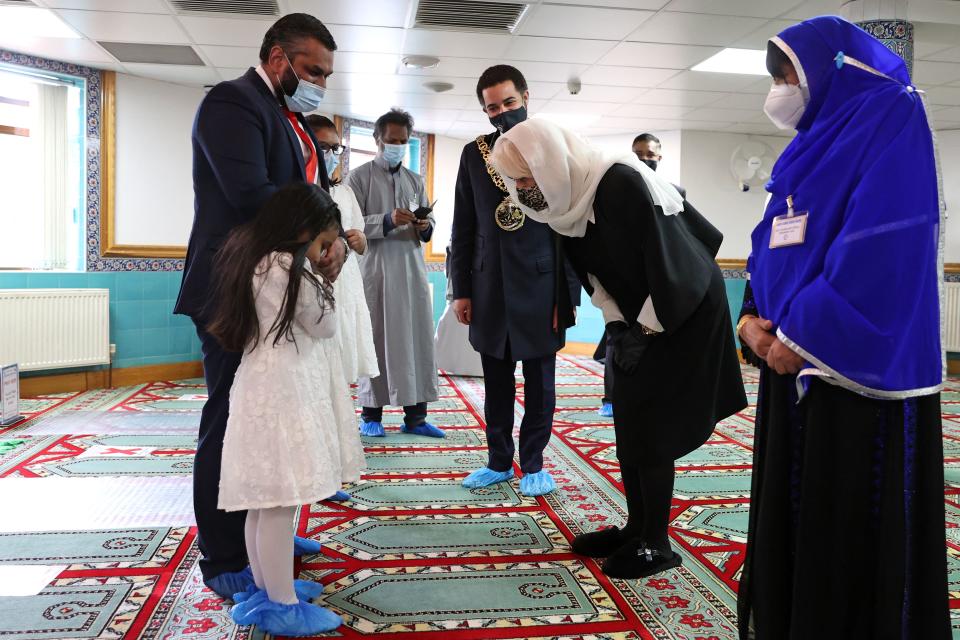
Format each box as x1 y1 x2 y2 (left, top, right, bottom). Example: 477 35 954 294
763 82 807 130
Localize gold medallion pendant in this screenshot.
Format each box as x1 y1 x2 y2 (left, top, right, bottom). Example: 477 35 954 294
478 134 525 232
495 196 525 231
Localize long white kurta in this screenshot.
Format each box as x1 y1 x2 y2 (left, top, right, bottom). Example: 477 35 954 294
346 157 439 408
329 183 380 384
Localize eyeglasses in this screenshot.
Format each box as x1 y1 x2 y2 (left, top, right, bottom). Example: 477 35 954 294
318 143 344 156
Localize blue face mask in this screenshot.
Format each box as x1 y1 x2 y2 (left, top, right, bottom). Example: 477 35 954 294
278 51 325 112
381 143 407 167
324 149 339 176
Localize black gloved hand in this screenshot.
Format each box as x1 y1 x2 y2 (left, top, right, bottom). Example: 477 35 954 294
606 321 655 375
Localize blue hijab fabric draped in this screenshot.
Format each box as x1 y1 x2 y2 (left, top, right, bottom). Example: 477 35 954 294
748 15 943 399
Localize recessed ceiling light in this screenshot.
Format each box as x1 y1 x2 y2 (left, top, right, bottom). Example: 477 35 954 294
0 7 81 39
692 48 767 76
402 55 440 69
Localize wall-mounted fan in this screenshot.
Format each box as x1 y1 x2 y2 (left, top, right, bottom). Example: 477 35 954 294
730 141 776 192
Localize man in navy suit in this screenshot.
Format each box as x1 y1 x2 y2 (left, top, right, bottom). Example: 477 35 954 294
450 65 580 498
173 13 347 599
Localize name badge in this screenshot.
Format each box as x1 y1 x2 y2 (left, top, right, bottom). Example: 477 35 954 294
769 212 808 248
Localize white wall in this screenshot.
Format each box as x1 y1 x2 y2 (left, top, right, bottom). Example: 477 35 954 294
679 130 792 259
114 73 203 247
587 130 682 188
428 134 471 256
939 129 960 264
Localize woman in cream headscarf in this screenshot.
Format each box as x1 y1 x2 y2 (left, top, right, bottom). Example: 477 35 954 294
491 119 745 578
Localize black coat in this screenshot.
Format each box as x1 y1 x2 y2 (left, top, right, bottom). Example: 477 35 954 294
174 68 329 320
449 132 580 361
566 164 746 465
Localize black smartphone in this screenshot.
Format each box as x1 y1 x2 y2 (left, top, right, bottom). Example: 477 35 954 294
414 200 437 220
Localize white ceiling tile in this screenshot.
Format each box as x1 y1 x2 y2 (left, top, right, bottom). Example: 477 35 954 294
403 29 511 59
502 60 589 84
626 12 767 46
925 85 960 106
216 67 248 81
610 103 694 118
283 0 410 28
572 84 645 102
634 88 727 106
506 37 615 65
55 10 189 44
707 91 766 110
48 0 168 11
539 99 622 116
526 81 565 101
398 57 490 79
329 51 399 74
664 0 800 18
519 5 654 41
455 110 490 124
331 25 404 54
198 45 258 68
742 76 776 93
683 106 762 122
581 65 680 88
912 60 960 85
779 0 844 20
658 70 763 92
548 0 670 8
732 19 797 49
177 16 273 47
121 63 219 87
598 42 720 69
0 35 115 63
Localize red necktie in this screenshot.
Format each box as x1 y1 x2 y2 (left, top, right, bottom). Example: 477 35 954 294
284 110 318 183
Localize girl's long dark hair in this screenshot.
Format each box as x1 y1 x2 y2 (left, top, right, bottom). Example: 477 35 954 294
206 182 341 353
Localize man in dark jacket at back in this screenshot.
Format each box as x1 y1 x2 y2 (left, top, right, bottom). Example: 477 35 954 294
173 13 347 599
450 65 580 498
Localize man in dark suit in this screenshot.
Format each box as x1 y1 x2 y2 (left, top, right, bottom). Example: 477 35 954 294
173 13 347 599
450 65 580 498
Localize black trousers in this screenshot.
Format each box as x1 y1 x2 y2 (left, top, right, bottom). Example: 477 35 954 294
193 325 248 582
361 403 427 427
480 348 556 474
602 335 615 405
621 460 675 553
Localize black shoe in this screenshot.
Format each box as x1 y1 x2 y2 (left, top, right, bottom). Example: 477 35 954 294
571 526 627 558
601 539 682 579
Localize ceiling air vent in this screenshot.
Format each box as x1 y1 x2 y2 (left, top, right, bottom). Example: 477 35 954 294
171 0 279 16
414 0 528 33
98 42 205 66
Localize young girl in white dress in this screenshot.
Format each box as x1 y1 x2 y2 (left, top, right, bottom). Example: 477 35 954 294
207 183 363 636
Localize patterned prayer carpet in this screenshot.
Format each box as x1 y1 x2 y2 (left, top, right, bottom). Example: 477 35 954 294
1 357 958 639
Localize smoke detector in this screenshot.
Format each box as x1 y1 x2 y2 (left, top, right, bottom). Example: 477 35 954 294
403 55 440 69
424 81 455 93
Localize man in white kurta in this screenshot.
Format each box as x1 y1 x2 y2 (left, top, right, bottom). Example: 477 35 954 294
346 109 442 438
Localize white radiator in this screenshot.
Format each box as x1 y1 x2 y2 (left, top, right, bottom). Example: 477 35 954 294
0 289 110 372
946 282 960 353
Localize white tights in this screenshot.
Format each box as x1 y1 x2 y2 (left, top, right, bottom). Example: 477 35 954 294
244 506 297 605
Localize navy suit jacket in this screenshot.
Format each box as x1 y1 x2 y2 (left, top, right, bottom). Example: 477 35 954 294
174 67 329 320
450 132 581 362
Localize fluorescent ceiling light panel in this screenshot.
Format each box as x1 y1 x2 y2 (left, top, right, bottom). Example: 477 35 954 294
0 7 81 39
691 48 767 76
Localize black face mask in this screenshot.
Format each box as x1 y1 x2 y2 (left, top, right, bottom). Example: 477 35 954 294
490 105 528 134
517 184 548 211
640 157 659 172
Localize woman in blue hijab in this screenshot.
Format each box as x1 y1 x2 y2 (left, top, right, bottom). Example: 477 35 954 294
736 16 949 639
